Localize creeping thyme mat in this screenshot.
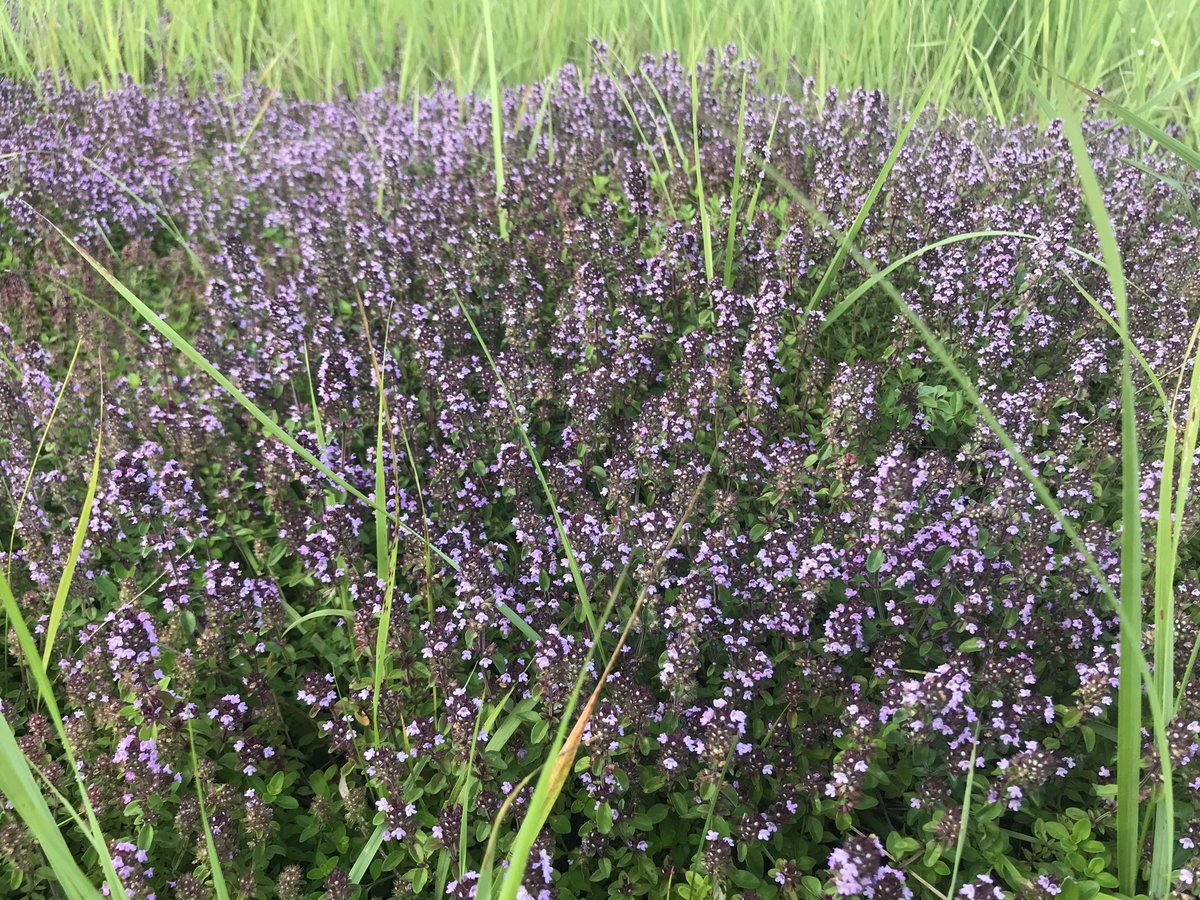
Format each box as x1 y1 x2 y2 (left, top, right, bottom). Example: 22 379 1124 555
1 50 1199 899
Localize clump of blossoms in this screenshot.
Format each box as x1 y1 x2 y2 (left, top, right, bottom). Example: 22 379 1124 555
827 835 912 897
0 44 1198 898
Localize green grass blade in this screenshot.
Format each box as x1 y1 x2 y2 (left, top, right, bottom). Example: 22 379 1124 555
721 69 747 288
823 231 1038 330
1154 325 1200 880
802 2 987 317
694 749 733 867
1119 156 1198 220
0 150 201 273
1061 104 1152 899
0 10 37 86
1178 629 1200 718
0 712 101 900
476 773 535 900
741 94 784 226
349 823 386 884
805 76 936 316
236 84 280 156
496 580 637 899
1075 83 1200 170
42 408 103 668
806 97 926 314
2 0 1199 113
1171 335 1200 553
364 309 394 742
372 541 399 742
364 308 391 588
498 478 705 900
1057 269 1169 409
1151 416 1178 891
283 607 349 633
947 727 980 897
187 721 230 900
525 77 555 160
458 699 486 880
824 231 1167 408
597 54 678 217
301 338 327 451
482 0 507 239
640 65 688 167
1153 427 1177 711
689 66 713 283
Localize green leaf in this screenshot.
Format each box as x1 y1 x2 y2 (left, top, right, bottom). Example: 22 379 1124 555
729 869 759 889
1072 818 1092 843
411 867 429 894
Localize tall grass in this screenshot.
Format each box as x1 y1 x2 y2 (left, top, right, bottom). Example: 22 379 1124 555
0 0 1198 137
1059 102 1147 899
482 0 507 241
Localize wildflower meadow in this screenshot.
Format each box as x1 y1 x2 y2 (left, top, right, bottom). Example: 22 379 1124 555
0 3 1199 899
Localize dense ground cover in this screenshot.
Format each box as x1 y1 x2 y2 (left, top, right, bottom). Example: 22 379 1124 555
1 47 1199 899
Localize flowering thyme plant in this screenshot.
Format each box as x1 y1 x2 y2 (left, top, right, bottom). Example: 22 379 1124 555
0 47 1199 899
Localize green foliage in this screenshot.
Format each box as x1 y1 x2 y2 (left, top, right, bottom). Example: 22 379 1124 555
0 0 1196 141
2 25 1200 897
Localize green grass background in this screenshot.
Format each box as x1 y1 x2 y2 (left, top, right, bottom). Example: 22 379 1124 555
2 0 1197 133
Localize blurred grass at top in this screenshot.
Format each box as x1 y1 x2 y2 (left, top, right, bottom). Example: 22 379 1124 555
0 0 1197 129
